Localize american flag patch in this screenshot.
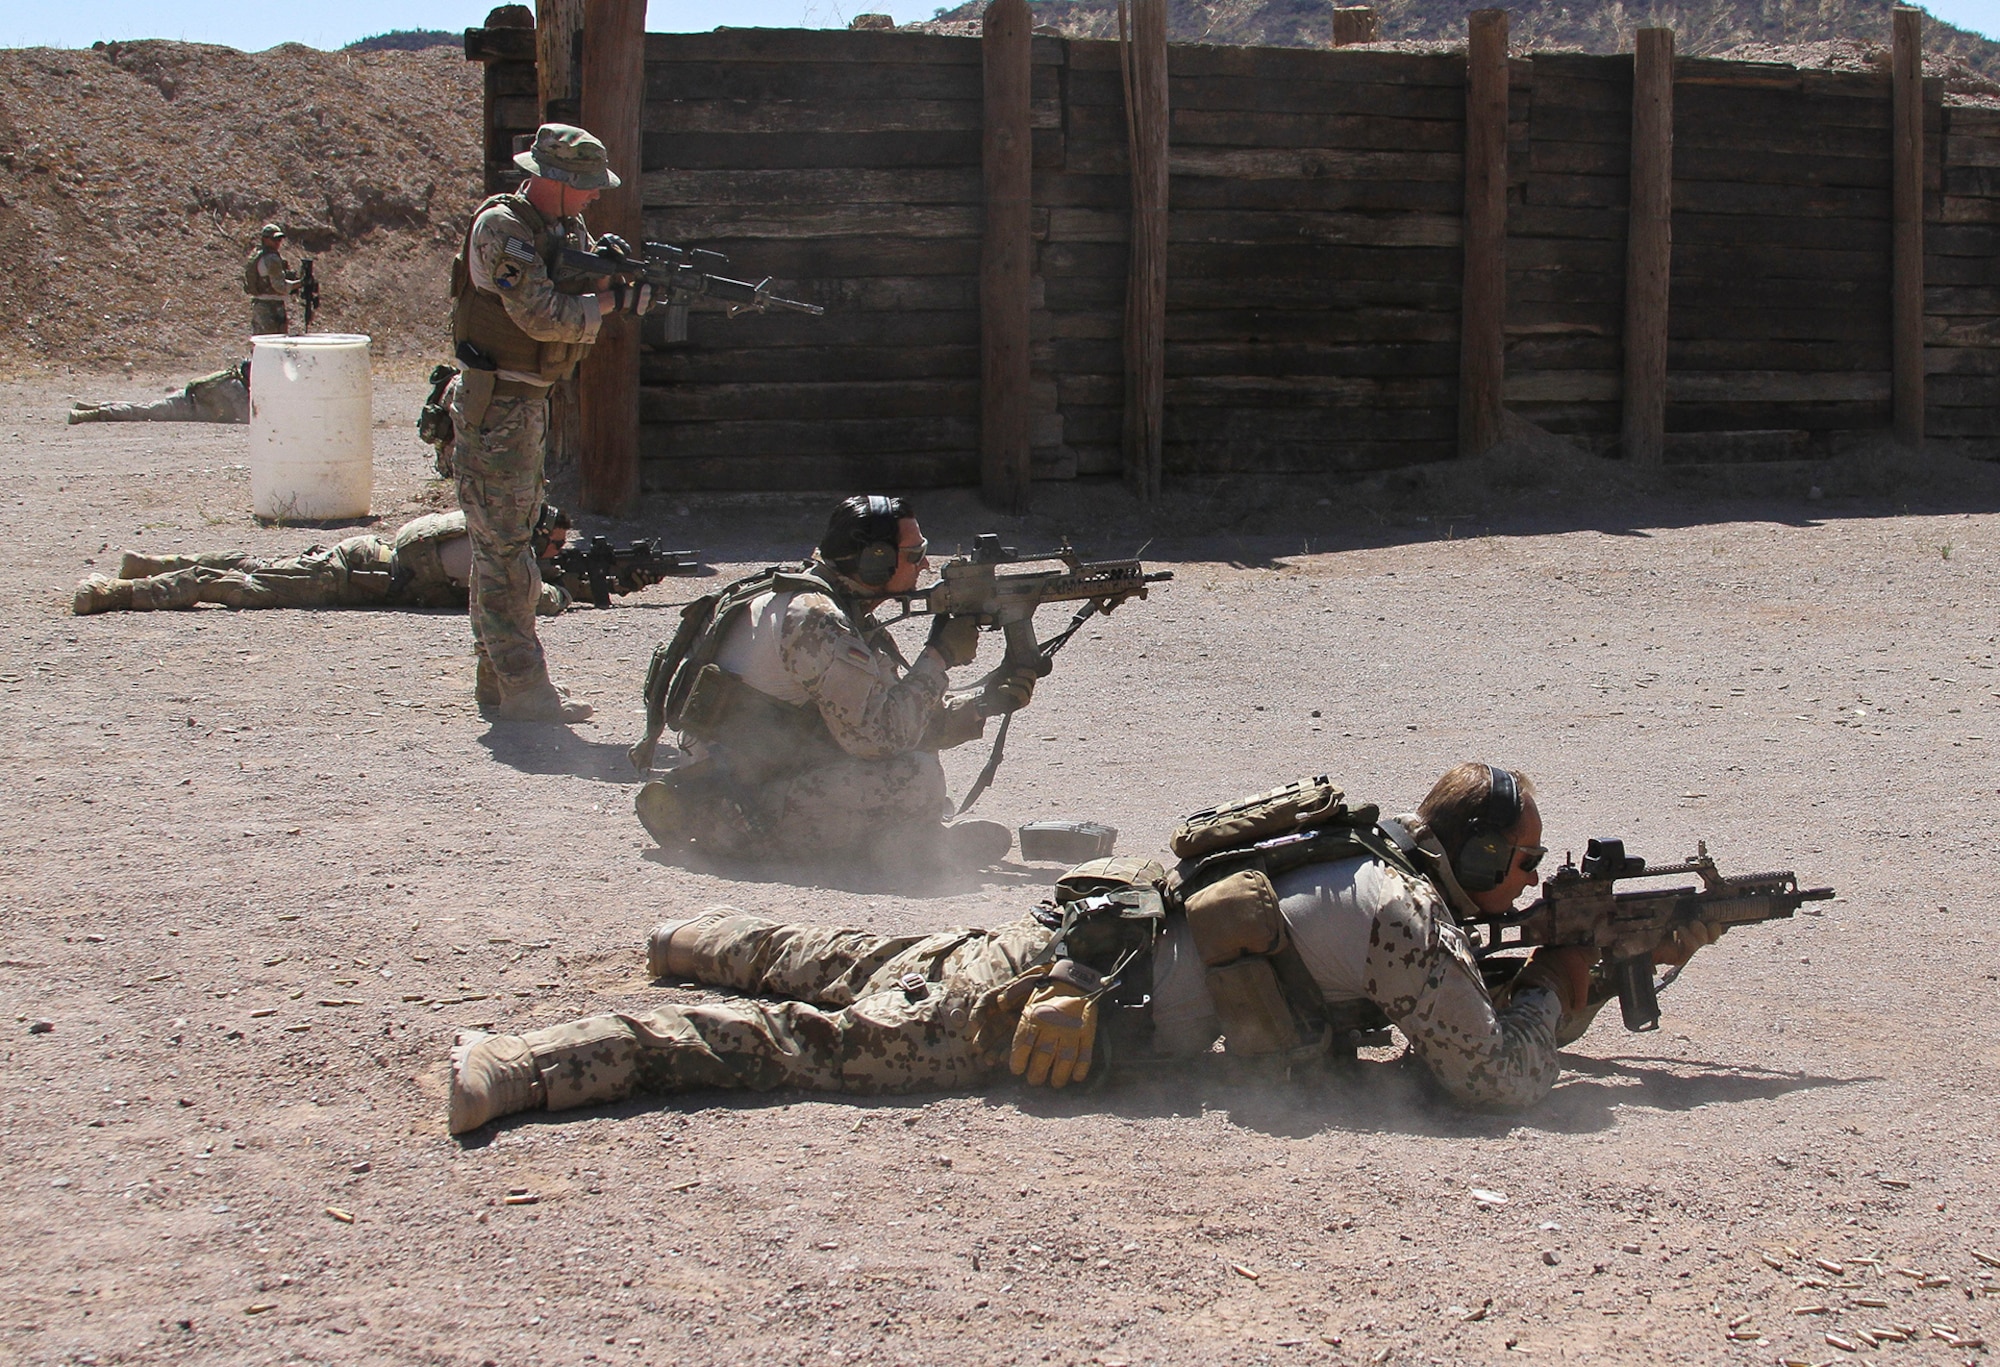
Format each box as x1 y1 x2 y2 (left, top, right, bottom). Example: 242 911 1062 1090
502 237 537 263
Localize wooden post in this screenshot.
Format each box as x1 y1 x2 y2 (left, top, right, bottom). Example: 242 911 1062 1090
980 0 1033 513
1120 0 1168 502
536 0 583 121
1331 7 1379 47
1459 9 1508 459
1621 27 1674 466
537 0 587 500
1892 5 1925 448
577 0 644 515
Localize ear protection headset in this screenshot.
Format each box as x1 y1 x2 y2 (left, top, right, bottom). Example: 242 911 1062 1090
1455 764 1522 893
849 494 903 588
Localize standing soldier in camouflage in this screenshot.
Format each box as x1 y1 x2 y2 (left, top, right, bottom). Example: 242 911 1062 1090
245 225 300 336
71 506 572 620
447 123 653 723
451 763 1731 1134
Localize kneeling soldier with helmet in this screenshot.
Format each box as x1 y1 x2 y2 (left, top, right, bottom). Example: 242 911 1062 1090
449 762 1739 1133
631 494 1032 873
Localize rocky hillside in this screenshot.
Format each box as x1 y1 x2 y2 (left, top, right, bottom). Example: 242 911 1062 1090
927 0 2000 82
0 41 481 372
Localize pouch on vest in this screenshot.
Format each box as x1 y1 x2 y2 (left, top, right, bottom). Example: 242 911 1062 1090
1180 868 1326 1057
455 365 497 431
1029 856 1166 970
1171 776 1370 860
676 662 733 736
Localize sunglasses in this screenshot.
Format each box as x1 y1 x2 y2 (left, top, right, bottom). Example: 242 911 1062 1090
900 538 929 565
1514 845 1547 874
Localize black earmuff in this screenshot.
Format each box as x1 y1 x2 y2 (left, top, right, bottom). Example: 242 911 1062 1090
1455 765 1522 893
851 494 902 587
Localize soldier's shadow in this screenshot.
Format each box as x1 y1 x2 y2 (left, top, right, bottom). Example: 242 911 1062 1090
996 1048 1871 1140
639 841 1056 896
476 723 641 784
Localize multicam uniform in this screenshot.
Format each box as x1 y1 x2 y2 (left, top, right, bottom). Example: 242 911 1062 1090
246 249 294 336
484 817 1596 1118
447 192 600 697
69 364 250 424
663 562 984 860
77 512 569 615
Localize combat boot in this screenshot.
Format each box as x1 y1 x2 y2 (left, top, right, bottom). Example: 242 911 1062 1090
118 552 188 577
448 1030 546 1135
635 778 693 847
495 679 593 723
67 404 102 424
644 914 727 980
71 576 133 615
473 656 502 710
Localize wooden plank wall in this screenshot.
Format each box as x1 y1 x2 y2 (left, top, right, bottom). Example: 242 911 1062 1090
1930 103 2000 456
622 28 1995 491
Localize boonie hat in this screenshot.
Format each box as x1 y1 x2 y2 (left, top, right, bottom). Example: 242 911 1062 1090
259 222 286 239
514 123 621 190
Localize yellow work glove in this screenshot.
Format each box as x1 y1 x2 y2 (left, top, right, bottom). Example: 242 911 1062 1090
1008 960 1104 1088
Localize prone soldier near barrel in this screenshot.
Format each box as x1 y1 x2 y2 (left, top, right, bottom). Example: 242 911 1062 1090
448 763 1833 1133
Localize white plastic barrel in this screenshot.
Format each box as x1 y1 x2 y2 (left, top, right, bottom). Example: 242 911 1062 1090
248 333 373 520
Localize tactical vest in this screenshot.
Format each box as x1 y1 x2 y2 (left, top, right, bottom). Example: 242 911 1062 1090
449 193 592 383
244 250 284 298
388 512 473 608
1162 778 1430 1059
185 364 250 423
631 564 857 776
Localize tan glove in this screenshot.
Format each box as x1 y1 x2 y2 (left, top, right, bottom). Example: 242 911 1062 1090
979 666 1038 716
925 613 980 668
1008 960 1103 1088
1512 945 1599 1014
1653 919 1723 970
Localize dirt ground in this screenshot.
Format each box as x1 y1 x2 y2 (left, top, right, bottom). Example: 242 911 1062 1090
2 368 1998 1367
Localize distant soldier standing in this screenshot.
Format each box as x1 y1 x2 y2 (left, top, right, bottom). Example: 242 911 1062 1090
446 122 652 723
244 224 300 336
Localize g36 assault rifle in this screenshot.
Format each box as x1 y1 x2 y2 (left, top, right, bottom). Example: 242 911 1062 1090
885 536 1172 812
556 238 823 342
543 537 700 609
1460 838 1835 1032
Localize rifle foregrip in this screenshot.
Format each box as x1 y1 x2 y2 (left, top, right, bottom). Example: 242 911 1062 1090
1612 954 1661 1032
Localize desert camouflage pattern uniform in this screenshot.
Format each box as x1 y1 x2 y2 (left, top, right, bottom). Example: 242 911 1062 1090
448 197 600 694
98 512 567 614
517 912 1055 1109
70 365 249 424
1347 861 1574 1108
678 570 980 860
248 249 292 336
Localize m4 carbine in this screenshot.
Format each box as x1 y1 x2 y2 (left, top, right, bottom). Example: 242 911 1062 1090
297 257 320 330
1461 838 1835 1032
543 537 700 609
556 239 823 342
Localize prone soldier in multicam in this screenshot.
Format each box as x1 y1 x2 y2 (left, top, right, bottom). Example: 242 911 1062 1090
68 361 250 425
71 505 573 622
447 122 656 724
245 224 301 336
448 763 1724 1133
631 494 1033 872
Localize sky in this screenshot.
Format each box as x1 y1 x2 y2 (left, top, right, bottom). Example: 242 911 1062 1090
4 0 1997 51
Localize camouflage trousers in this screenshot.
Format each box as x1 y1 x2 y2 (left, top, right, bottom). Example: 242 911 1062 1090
113 538 396 610
70 383 247 425
251 300 288 336
684 748 950 864
449 387 550 693
518 912 1055 1110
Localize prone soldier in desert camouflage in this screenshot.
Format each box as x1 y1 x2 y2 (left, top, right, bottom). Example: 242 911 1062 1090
72 505 572 623
68 361 250 425
449 763 1755 1133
